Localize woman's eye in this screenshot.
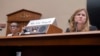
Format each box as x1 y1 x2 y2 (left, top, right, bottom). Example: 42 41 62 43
77 14 80 16
82 14 85 16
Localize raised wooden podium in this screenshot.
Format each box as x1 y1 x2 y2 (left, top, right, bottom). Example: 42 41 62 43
6 9 42 35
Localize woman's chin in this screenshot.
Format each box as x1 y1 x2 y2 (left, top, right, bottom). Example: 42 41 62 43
77 22 84 24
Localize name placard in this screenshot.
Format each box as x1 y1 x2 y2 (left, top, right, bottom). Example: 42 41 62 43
27 17 56 26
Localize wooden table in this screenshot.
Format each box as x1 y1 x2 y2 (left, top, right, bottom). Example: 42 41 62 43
0 31 100 46
0 31 100 56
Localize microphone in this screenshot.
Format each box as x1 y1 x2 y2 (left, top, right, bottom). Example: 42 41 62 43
19 27 27 35
74 22 78 32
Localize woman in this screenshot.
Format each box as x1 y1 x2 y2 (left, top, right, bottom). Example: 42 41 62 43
66 8 97 32
7 22 20 36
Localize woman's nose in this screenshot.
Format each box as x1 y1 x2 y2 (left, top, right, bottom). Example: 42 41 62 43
79 15 83 18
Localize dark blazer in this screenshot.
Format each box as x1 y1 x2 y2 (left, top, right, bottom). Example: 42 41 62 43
66 25 98 32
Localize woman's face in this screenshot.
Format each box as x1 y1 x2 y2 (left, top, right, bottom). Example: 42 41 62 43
9 23 19 33
74 10 87 24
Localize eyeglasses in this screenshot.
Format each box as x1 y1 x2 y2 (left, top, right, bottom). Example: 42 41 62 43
10 25 18 27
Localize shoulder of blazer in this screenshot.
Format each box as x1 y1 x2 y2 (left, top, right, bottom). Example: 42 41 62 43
89 25 98 31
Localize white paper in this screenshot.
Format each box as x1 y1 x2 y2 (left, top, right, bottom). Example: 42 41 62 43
27 17 56 26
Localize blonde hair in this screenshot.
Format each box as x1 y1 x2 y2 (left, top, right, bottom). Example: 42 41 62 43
69 8 90 32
